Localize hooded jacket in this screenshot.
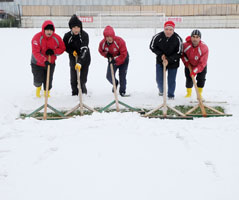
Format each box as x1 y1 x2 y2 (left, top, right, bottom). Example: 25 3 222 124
98 26 128 66
31 20 65 67
63 15 91 66
182 36 209 73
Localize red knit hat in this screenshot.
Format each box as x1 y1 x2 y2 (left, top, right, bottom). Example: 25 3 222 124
164 21 175 29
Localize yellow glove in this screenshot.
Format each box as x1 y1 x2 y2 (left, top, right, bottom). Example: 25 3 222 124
73 51 78 57
75 63 81 71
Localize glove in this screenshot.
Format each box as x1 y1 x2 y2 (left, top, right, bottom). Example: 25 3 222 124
73 51 78 57
75 63 81 71
108 58 115 65
106 52 113 59
45 61 50 67
190 67 199 77
80 49 87 60
45 49 54 56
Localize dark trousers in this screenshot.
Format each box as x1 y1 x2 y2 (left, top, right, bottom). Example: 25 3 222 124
69 57 90 94
156 63 178 98
106 54 129 93
185 66 207 88
31 63 55 90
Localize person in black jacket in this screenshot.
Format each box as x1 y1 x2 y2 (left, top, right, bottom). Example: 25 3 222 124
150 21 183 99
63 14 91 95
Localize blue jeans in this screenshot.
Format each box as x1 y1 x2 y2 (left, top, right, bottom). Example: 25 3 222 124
106 54 129 93
156 64 178 98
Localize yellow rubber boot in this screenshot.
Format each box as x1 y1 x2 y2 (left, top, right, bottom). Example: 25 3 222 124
184 88 192 98
44 90 50 98
36 86 41 98
198 87 203 98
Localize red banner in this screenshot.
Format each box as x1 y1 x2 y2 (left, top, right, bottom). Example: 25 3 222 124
78 16 93 23
166 17 183 23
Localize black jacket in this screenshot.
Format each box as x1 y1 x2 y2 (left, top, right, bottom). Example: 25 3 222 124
150 31 183 68
63 30 91 66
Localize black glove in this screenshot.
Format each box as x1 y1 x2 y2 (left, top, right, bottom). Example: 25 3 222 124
80 48 88 60
106 52 113 59
45 61 50 67
108 58 115 65
45 49 54 55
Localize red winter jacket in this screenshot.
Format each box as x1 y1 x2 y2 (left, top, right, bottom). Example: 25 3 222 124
182 36 209 73
98 26 128 66
31 20 65 67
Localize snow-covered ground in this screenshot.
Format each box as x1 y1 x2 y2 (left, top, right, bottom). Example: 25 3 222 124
0 28 239 200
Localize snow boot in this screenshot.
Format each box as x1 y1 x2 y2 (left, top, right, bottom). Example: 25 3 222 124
120 92 130 97
198 87 203 98
36 86 41 98
185 88 192 98
44 90 50 97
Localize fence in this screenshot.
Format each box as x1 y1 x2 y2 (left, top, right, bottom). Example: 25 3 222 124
12 0 239 5
21 4 239 16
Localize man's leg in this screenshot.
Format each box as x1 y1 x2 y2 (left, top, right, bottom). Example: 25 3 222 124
69 57 78 95
167 67 178 98
118 54 129 94
185 67 193 88
156 63 163 94
47 64 55 91
80 62 90 94
184 67 193 97
31 64 44 97
196 66 207 98
106 63 119 88
196 66 207 88
31 64 44 88
42 64 55 97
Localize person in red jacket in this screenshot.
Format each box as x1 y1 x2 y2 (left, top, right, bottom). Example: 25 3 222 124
98 26 129 96
31 20 65 97
181 30 209 98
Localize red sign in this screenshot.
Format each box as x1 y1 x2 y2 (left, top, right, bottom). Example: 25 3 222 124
78 16 93 23
166 17 183 23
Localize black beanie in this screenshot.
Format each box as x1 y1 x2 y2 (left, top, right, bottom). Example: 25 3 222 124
44 24 54 31
191 29 201 38
69 14 82 29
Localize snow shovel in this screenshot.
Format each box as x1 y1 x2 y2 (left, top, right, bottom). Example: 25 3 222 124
64 55 98 116
144 57 192 119
185 65 231 117
99 58 137 113
25 56 66 120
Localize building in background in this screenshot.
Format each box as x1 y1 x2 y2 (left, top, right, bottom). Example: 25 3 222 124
0 0 239 28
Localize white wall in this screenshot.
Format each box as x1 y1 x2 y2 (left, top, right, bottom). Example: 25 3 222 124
21 15 239 29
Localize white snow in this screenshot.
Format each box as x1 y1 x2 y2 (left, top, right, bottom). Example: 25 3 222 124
0 28 239 200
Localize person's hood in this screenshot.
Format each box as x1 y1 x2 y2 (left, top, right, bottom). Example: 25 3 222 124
103 26 115 39
185 36 191 43
42 20 55 38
